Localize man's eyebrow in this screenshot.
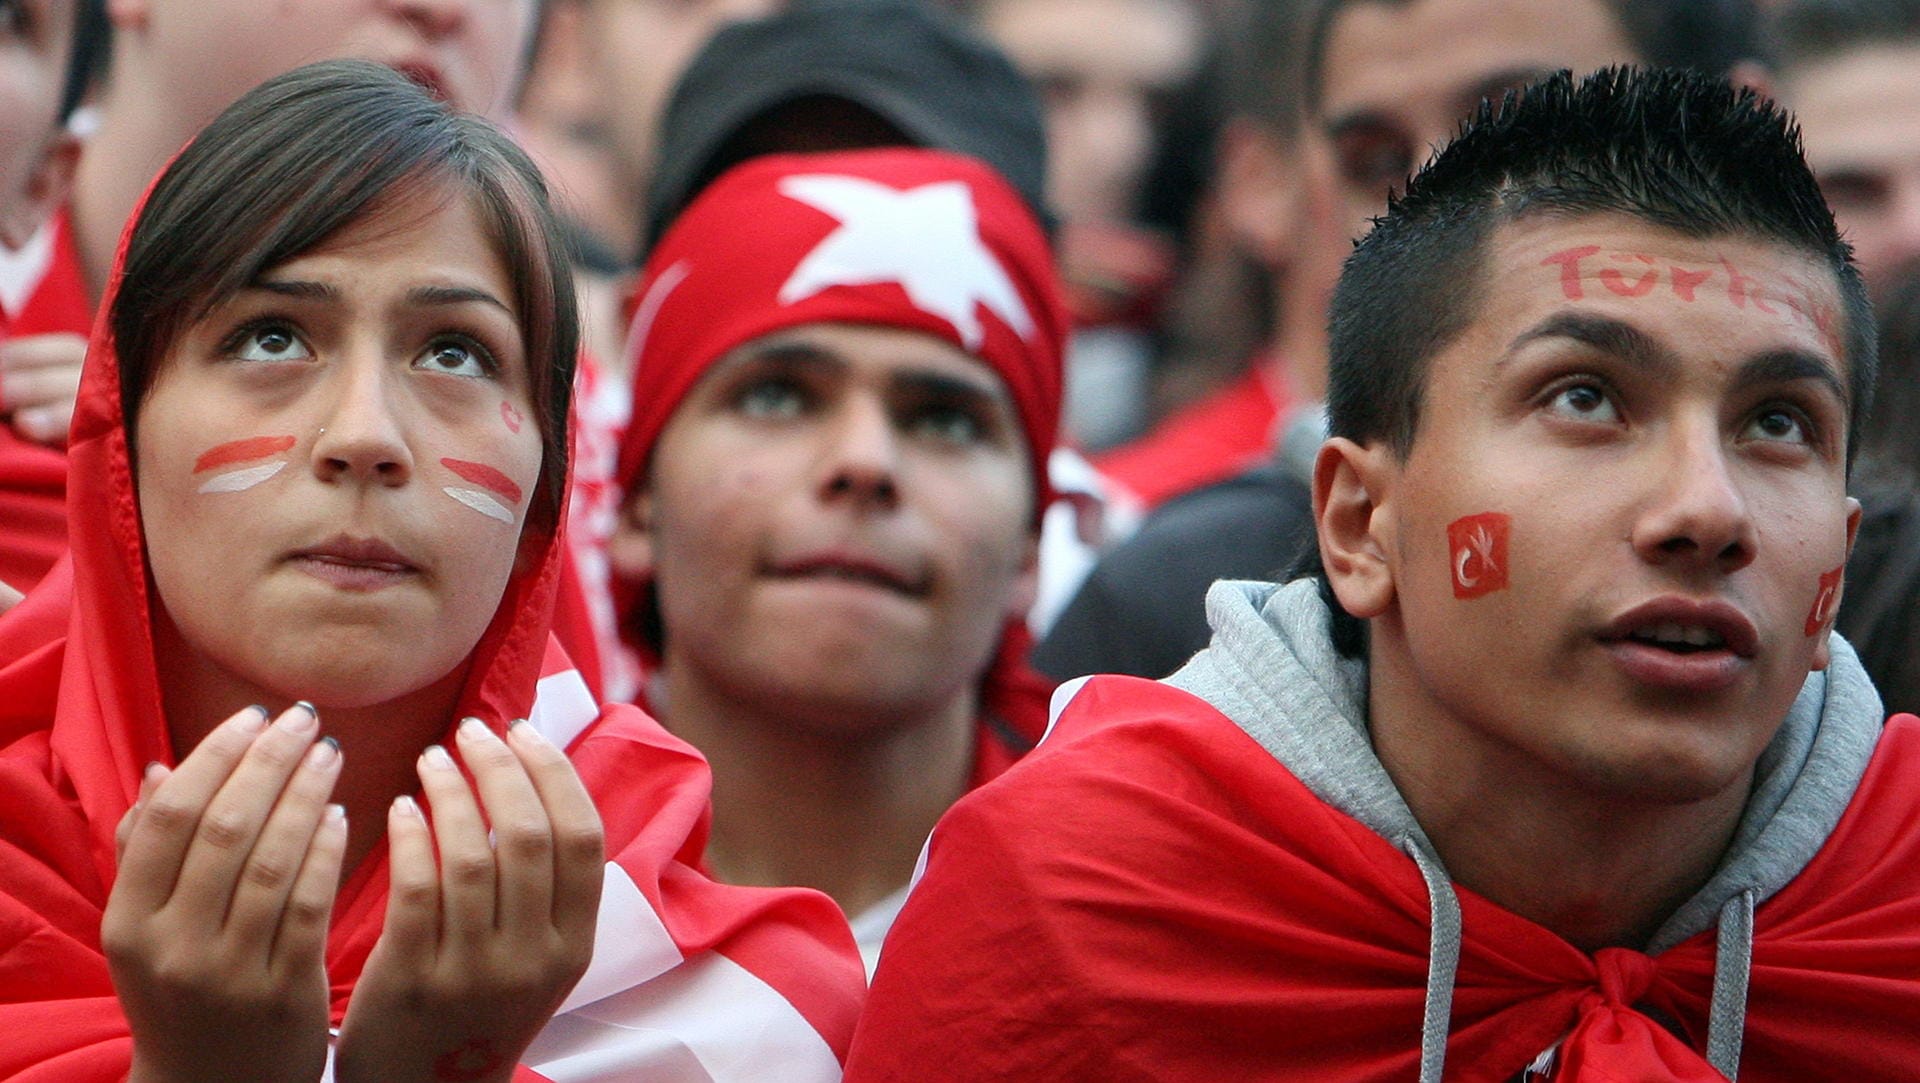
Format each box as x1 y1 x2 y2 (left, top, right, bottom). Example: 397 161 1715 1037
729 339 849 372
407 284 515 317
1502 310 1677 375
1321 110 1397 142
1732 349 1848 405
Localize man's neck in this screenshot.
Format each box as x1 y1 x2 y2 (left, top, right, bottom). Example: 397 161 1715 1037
655 658 977 918
71 87 197 302
1366 634 1752 953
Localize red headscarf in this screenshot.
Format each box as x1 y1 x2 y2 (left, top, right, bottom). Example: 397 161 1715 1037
0 139 862 1080
613 148 1067 777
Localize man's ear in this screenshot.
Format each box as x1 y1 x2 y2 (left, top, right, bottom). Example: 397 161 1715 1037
1314 436 1398 620
0 131 77 251
1811 495 1865 672
606 488 657 585
1215 116 1300 269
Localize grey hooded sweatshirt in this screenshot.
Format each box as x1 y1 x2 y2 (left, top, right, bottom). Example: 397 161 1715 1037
1166 579 1886 1082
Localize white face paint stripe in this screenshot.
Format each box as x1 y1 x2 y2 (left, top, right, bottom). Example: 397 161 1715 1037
444 486 515 523
196 460 287 494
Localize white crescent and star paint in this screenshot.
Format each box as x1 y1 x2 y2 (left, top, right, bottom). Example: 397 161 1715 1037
775 174 1034 349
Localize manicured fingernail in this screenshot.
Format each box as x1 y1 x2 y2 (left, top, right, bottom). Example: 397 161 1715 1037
393 795 420 818
509 719 548 746
325 803 347 826
306 736 340 767
143 760 167 783
236 706 269 735
278 702 319 737
422 744 454 770
458 716 491 741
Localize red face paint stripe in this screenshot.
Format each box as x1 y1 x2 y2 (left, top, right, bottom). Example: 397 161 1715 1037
440 457 524 504
193 435 296 473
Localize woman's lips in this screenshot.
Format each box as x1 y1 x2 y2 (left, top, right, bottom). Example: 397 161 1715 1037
287 535 419 592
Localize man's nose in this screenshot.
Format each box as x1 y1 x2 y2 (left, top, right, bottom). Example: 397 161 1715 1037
1629 423 1758 575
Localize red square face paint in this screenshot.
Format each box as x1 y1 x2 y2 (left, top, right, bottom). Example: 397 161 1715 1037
1806 565 1845 636
1447 512 1510 599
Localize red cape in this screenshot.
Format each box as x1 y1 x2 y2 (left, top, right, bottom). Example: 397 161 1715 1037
0 179 863 1080
848 675 1920 1082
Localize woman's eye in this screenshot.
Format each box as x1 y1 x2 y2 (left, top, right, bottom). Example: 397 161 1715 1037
231 324 312 363
1545 381 1621 424
735 379 808 420
1744 407 1811 445
415 337 493 378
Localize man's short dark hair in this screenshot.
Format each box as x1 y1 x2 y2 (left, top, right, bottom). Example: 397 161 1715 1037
1303 0 1763 109
1304 66 1875 655
1769 0 1920 74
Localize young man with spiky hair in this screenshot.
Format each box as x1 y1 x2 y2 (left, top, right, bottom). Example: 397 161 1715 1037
846 68 1920 1081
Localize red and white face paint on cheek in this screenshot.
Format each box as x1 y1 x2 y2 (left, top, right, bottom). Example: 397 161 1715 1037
500 400 523 434
1448 512 1510 599
193 435 297 494
440 457 525 525
1806 565 1845 636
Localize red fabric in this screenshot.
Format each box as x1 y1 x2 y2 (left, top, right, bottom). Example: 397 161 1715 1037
0 210 93 591
0 173 863 1080
614 148 1067 514
1093 360 1293 510
848 675 1920 1082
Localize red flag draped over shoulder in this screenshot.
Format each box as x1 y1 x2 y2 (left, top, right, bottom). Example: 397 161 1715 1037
847 676 1920 1082
0 147 862 1083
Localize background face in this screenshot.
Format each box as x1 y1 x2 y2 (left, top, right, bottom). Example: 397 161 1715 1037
1786 43 1920 301
1316 0 1635 237
1365 214 1854 805
640 322 1037 733
138 0 537 126
580 0 776 217
137 192 544 710
982 0 1202 225
0 0 78 246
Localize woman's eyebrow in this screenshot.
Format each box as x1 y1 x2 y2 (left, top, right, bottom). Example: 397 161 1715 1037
407 284 514 316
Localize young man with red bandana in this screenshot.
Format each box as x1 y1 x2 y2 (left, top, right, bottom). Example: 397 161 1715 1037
607 147 1064 972
847 69 1920 1080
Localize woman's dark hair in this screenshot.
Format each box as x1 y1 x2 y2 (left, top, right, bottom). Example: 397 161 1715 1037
113 59 579 529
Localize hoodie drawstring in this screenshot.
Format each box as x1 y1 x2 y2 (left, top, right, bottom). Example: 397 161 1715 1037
1403 837 1462 1083
1705 889 1755 1079
1399 847 1754 1082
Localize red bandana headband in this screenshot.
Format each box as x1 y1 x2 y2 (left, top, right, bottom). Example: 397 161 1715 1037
614 148 1067 511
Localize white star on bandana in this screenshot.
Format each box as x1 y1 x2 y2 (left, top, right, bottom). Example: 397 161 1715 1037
776 174 1036 349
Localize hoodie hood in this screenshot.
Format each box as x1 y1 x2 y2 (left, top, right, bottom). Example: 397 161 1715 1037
1169 578 1885 1081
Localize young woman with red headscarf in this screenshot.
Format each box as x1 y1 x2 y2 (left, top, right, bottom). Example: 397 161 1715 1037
0 60 862 1082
